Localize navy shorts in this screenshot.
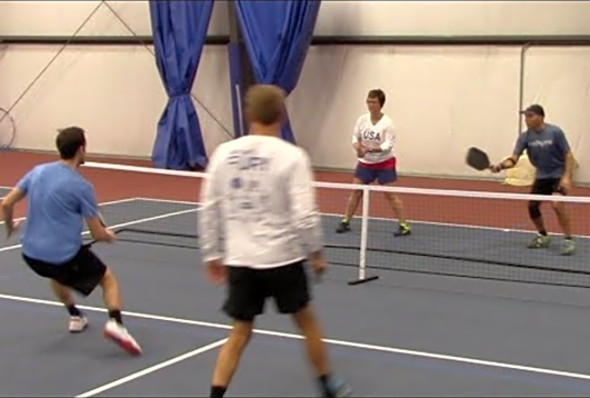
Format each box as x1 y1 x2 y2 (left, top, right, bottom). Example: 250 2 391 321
354 161 397 185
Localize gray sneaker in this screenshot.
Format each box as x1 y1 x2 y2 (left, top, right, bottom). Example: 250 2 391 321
527 234 551 249
324 376 352 397
561 238 576 256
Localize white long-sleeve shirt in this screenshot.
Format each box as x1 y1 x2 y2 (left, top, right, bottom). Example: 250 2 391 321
352 113 396 164
198 135 324 269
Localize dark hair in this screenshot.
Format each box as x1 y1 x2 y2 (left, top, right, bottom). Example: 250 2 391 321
56 126 86 159
368 89 386 107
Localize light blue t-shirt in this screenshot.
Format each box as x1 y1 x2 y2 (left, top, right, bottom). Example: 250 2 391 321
512 123 571 179
17 162 99 264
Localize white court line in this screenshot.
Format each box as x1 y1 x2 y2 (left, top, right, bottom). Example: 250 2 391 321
134 196 202 207
0 197 138 226
134 197 590 240
75 338 228 397
319 211 590 240
0 207 198 253
0 216 25 226
2 292 590 384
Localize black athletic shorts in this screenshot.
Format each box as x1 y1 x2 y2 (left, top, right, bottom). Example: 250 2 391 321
22 245 107 296
530 178 563 196
223 261 310 322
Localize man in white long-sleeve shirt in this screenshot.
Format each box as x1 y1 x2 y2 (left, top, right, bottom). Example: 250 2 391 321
199 85 351 398
335 89 411 237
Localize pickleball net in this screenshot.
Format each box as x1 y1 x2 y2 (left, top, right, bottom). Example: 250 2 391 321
83 161 590 288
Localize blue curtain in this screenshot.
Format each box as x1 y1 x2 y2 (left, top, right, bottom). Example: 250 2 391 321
235 0 321 143
149 0 213 170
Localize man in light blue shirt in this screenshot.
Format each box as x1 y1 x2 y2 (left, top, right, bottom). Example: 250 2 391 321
17 155 99 264
1 126 141 355
491 104 576 255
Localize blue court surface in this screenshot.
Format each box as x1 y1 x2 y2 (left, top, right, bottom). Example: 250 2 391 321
2 197 590 396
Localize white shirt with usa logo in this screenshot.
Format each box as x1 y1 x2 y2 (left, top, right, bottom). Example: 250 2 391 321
352 113 396 164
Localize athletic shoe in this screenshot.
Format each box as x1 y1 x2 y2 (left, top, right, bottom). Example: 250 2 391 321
561 238 576 256
335 220 351 233
393 223 411 237
527 234 551 249
103 319 142 355
324 376 352 397
68 316 88 333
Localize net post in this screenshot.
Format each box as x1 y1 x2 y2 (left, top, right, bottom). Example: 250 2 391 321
348 184 379 286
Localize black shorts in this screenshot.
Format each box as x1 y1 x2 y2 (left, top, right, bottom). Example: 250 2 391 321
530 178 563 196
22 245 107 296
223 261 310 322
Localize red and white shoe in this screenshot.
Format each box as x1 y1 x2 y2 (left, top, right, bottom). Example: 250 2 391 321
103 319 142 356
69 316 89 333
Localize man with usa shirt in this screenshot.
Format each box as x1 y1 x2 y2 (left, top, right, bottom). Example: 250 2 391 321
335 89 411 237
491 104 576 255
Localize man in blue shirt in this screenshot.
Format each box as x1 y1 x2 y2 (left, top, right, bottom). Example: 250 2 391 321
1 127 142 355
491 104 576 255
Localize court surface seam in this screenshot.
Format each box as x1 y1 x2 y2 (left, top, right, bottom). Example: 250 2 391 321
1 292 590 384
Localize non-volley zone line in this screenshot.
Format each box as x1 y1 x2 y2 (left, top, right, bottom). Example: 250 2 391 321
133 197 590 240
0 197 140 227
2 292 590 386
0 204 199 253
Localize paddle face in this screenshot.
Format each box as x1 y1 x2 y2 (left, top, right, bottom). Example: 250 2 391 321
466 147 491 171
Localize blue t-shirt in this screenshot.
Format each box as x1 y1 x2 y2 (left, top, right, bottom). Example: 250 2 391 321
17 162 99 264
512 123 571 179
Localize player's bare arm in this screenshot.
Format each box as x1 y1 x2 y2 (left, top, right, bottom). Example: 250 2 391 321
491 155 520 173
560 150 575 193
1 187 25 238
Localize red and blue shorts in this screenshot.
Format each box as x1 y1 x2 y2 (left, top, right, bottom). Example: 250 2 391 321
354 157 397 185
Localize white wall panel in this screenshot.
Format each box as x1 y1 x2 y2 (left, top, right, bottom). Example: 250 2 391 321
0 1 589 37
1 2 589 182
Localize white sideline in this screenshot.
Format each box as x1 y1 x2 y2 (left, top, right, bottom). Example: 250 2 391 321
0 293 590 387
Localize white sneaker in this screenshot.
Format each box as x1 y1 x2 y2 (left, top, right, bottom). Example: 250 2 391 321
69 316 89 333
103 319 142 356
